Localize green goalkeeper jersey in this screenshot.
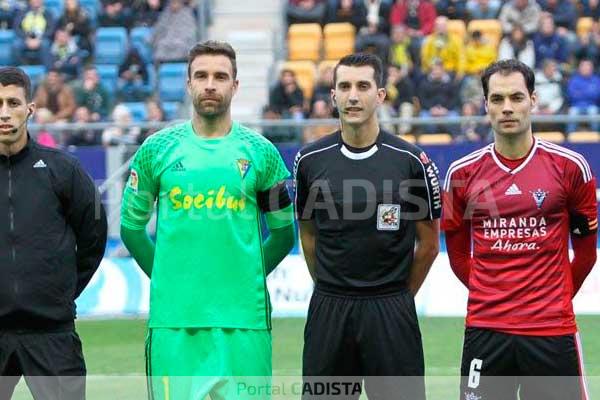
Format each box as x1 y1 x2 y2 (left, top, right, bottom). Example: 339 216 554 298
121 121 290 329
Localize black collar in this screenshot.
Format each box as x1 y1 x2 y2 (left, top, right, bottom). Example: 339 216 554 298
0 134 34 163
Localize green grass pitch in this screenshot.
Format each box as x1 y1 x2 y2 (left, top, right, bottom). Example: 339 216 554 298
10 316 600 399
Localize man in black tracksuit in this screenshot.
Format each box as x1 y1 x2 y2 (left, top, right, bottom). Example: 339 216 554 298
0 67 107 399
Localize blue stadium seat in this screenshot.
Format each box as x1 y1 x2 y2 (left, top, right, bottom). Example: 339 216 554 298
158 63 187 102
95 27 128 65
44 0 64 18
146 64 156 90
123 102 147 122
161 101 179 120
130 27 153 64
0 30 15 65
79 0 99 26
95 64 118 97
20 65 46 90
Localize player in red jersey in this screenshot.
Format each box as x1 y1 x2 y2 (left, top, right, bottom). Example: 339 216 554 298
442 59 597 400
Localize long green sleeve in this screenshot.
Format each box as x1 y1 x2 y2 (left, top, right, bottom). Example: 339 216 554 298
121 226 155 277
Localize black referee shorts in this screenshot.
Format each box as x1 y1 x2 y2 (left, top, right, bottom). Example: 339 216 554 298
0 327 86 400
460 327 589 400
302 287 425 400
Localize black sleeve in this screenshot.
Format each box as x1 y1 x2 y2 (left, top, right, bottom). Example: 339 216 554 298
257 181 292 212
65 160 108 298
409 151 442 220
293 151 311 220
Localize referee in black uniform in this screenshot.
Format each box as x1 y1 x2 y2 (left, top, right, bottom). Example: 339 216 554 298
294 53 441 399
0 67 107 400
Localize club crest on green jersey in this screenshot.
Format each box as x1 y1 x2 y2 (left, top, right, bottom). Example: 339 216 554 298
237 159 251 179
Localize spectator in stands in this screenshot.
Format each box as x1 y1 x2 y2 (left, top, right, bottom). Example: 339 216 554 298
0 0 22 30
99 0 132 29
417 60 460 134
498 0 541 37
459 70 484 106
117 46 151 101
435 0 467 20
64 106 102 146
324 0 367 31
498 24 535 68
152 0 197 64
44 28 87 80
72 66 113 121
102 103 141 145
355 20 392 64
464 30 497 76
388 24 414 72
390 0 436 38
261 105 297 142
132 0 164 27
538 0 577 33
286 0 326 25
566 59 600 133
269 68 305 119
390 0 436 68
534 59 566 132
303 99 337 143
384 63 415 135
581 0 600 19
12 0 55 65
310 64 334 110
33 108 58 148
33 69 76 122
458 101 488 142
137 98 165 143
573 20 600 67
421 16 465 80
57 0 93 54
533 14 569 71
363 0 392 35
466 0 500 19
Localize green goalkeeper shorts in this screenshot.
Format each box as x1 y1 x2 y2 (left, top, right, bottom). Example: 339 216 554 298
146 327 272 400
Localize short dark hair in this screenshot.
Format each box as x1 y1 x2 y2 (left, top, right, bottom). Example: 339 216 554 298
0 67 32 101
481 59 535 100
333 53 384 88
187 40 237 79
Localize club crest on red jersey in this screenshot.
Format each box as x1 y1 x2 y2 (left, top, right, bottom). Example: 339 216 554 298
530 189 548 209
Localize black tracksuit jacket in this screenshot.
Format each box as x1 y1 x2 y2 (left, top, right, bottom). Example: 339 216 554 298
0 137 107 330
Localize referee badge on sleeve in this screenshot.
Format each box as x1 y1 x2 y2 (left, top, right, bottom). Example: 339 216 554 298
377 204 400 231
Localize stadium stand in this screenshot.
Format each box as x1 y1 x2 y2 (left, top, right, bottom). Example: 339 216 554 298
279 60 317 100
95 64 119 97
533 131 565 143
157 62 187 102
95 27 129 65
287 23 322 61
20 65 47 90
0 30 15 66
323 22 356 60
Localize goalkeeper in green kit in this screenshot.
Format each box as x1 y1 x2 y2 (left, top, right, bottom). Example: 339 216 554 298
120 41 295 400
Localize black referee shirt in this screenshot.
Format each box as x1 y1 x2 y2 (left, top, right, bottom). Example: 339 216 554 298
294 130 441 293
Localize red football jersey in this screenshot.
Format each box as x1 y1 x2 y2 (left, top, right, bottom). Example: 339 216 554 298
442 138 598 336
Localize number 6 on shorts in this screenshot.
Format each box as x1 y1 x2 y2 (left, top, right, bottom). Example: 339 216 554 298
468 358 483 389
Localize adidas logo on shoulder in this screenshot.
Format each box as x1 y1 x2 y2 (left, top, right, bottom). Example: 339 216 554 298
33 159 47 168
505 183 522 196
171 161 185 172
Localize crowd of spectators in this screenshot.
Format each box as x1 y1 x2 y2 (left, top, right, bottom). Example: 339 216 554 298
0 0 201 146
276 0 600 143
